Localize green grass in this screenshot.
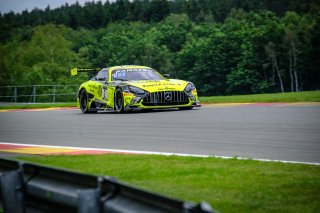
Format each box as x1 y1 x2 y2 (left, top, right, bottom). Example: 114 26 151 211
16 155 320 213
0 102 76 110
201 91 320 103
1 91 319 110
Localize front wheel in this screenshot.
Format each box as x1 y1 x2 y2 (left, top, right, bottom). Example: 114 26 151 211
80 89 96 114
114 88 124 113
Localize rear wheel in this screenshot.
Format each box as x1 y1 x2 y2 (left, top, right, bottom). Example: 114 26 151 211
80 89 96 113
114 88 124 113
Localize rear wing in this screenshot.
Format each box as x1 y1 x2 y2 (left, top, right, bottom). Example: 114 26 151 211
71 68 101 76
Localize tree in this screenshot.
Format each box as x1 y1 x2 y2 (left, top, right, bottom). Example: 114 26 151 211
150 0 170 22
302 13 320 90
283 12 301 92
1 1 320 96
265 42 284 93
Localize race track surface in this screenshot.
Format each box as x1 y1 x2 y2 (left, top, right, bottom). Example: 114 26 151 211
0 103 320 163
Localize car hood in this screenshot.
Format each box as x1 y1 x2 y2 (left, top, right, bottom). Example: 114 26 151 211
128 79 189 92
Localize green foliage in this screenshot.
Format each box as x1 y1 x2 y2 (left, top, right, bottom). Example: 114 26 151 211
0 1 319 96
0 24 87 87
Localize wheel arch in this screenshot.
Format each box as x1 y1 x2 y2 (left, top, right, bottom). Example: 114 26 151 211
78 87 85 99
79 87 96 109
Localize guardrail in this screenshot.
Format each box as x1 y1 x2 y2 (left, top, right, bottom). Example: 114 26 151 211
0 158 216 213
0 85 79 103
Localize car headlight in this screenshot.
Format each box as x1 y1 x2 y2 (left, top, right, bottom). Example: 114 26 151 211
128 86 146 95
184 83 196 93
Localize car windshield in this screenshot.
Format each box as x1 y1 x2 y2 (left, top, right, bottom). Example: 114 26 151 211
111 68 164 81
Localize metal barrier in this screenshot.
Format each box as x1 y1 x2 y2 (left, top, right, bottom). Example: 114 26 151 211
0 158 216 213
0 85 79 103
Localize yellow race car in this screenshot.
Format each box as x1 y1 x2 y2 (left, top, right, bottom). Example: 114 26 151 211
71 65 200 113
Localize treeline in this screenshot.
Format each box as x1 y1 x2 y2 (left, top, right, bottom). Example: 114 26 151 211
0 1 320 96
1 0 319 40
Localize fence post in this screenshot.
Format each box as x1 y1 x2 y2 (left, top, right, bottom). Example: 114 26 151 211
76 85 79 100
33 85 36 103
14 86 17 103
53 85 56 103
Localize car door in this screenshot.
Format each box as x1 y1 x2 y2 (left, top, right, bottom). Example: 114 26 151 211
93 69 109 102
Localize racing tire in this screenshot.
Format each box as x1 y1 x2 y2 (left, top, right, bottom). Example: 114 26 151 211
114 88 124 113
79 89 96 114
178 107 193 110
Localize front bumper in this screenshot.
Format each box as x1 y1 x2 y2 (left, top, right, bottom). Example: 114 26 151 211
123 90 200 110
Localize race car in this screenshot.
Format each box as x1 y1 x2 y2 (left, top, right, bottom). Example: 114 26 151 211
71 65 200 113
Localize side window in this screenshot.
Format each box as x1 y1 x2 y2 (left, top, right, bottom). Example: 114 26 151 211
96 70 109 81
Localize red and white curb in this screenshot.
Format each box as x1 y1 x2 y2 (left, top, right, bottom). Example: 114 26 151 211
0 142 319 166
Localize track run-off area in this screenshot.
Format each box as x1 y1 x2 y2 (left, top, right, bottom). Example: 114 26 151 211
0 102 320 164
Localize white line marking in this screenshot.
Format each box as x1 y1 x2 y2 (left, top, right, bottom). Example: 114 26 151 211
1 142 319 165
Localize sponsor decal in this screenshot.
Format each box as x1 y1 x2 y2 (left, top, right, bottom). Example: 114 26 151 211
124 92 133 96
143 83 176 87
112 68 152 78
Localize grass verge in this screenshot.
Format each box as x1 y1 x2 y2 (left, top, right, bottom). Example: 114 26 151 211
0 102 76 110
201 91 320 103
1 91 319 110
16 154 320 213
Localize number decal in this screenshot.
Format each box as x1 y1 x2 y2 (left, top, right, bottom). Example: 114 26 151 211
102 87 108 100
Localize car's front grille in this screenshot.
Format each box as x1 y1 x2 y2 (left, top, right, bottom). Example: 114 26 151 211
142 91 189 106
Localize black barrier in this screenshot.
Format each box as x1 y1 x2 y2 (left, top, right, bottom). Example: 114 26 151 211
0 158 216 213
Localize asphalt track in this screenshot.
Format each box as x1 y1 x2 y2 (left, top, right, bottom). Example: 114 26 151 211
0 103 320 163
